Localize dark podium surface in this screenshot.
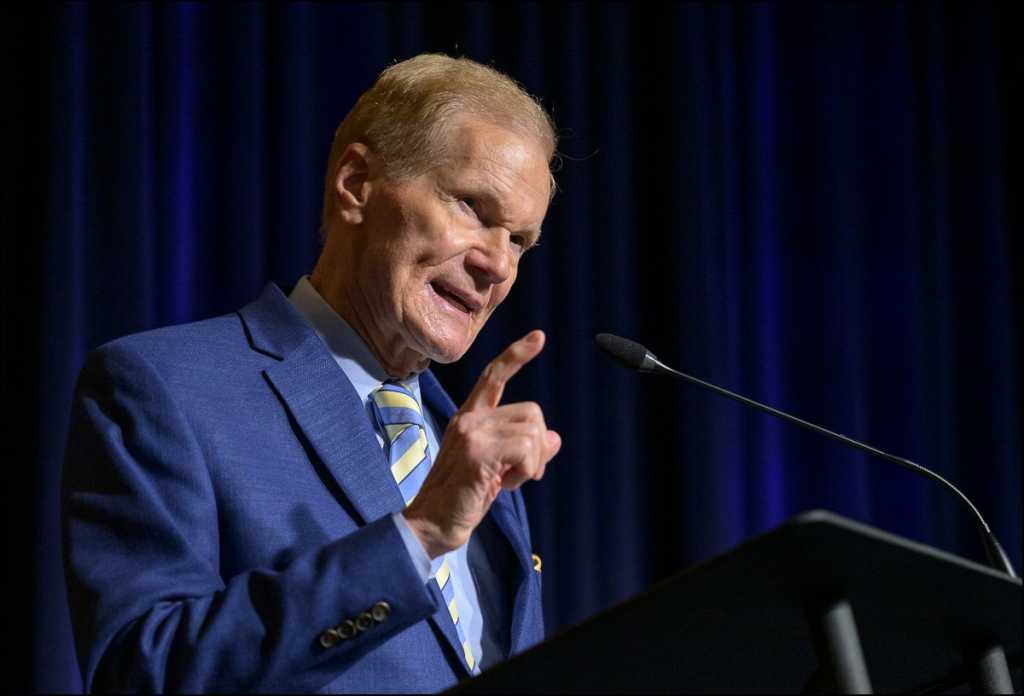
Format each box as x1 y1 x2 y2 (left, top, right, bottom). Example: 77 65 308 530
453 510 1022 693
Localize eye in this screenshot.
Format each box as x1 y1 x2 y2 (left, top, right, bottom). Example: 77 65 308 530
510 234 528 250
459 197 477 212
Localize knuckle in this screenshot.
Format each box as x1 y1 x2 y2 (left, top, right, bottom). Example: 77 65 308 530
450 412 474 434
518 435 537 456
524 401 543 420
464 426 492 452
481 362 501 384
465 428 485 448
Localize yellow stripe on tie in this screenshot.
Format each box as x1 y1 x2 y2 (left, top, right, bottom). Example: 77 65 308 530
384 423 410 442
390 430 427 483
436 557 451 588
374 389 420 410
373 380 477 674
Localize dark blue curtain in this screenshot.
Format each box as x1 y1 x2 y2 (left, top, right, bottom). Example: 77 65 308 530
3 3 1020 693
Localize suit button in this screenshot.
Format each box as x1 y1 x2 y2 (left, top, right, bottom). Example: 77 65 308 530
337 620 357 639
319 628 340 648
355 612 375 632
371 602 391 622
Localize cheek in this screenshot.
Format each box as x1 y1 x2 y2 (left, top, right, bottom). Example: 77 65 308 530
486 275 516 313
501 264 520 297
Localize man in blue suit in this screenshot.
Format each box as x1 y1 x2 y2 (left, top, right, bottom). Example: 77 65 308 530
62 54 562 693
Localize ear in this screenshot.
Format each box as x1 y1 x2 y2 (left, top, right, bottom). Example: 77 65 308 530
333 143 377 225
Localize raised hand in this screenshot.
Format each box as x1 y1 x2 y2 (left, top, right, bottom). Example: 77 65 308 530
402 330 562 558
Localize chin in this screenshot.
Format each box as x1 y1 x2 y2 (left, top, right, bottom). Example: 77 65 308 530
414 326 476 366
423 340 471 365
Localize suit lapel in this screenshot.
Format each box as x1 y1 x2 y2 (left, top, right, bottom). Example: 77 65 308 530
420 370 536 570
420 370 542 659
239 284 405 524
417 370 474 674
485 490 542 655
240 287 477 674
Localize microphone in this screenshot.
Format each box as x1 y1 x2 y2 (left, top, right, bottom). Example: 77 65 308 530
593 333 1018 578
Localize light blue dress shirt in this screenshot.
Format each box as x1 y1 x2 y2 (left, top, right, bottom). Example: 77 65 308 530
288 276 484 670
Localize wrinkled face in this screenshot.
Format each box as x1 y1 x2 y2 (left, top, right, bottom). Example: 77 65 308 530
353 119 551 370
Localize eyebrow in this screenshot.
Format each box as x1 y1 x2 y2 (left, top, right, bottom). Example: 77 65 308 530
462 183 545 245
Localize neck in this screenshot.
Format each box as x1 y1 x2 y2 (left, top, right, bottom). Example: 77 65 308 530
309 262 429 380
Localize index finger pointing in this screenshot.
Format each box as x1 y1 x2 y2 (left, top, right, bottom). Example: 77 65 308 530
462 330 546 411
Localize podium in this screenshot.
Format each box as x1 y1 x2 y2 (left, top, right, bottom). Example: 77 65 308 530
452 510 1021 693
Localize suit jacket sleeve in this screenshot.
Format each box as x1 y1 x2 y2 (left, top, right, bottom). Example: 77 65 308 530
62 339 441 693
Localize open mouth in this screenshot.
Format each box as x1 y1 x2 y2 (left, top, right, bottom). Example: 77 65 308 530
431 282 473 314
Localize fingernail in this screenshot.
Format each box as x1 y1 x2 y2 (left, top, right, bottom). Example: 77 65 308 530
526 331 541 344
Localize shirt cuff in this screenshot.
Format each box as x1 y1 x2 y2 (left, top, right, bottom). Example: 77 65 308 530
392 511 434 583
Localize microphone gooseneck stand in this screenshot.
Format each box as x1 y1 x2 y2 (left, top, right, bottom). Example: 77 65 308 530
593 333 1020 694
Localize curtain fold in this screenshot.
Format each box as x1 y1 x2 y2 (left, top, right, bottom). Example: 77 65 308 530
2 3 1019 693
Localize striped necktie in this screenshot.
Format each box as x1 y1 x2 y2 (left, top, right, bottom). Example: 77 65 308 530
371 380 478 673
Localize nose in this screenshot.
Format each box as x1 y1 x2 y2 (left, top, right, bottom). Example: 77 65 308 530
466 230 512 286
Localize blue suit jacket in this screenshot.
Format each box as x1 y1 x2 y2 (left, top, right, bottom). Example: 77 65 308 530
61 283 544 693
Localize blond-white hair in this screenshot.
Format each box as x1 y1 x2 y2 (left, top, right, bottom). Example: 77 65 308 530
320 54 558 238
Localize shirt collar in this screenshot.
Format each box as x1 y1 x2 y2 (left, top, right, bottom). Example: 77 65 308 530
287 275 422 403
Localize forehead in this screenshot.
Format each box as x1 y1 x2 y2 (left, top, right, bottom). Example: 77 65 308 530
436 119 552 214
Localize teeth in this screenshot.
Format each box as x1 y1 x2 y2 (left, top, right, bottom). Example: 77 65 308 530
434 284 470 312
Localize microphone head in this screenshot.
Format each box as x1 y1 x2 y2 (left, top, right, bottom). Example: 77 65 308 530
593 333 654 372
